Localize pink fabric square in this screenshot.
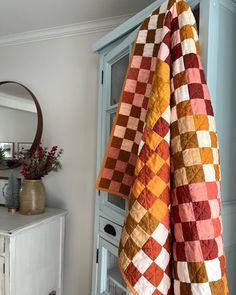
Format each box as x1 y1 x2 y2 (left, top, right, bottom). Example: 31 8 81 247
102 168 114 179
197 220 215 240
131 56 142 68
114 125 126 138
115 160 127 173
133 93 145 107
206 182 219 199
179 203 195 222
145 83 152 97
122 174 133 186
127 116 139 130
124 79 137 93
172 30 181 48
215 236 224 256
212 218 222 237
209 199 221 219
174 223 184 242
151 57 157 71
203 85 210 100
191 99 207 115
138 69 150 83
158 42 169 61
129 152 138 165
216 182 221 198
189 183 208 202
186 68 201 84
121 139 133 152
109 180 121 191
185 241 203 262
108 147 120 159
120 103 132 116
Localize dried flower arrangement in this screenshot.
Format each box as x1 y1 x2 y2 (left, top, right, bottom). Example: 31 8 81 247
18 143 63 180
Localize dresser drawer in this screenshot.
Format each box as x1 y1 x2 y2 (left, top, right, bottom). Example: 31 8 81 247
99 217 122 245
0 236 5 254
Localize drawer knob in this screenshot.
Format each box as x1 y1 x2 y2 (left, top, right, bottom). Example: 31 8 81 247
104 224 116 237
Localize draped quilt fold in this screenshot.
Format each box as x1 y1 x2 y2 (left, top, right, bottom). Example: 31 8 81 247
96 0 228 294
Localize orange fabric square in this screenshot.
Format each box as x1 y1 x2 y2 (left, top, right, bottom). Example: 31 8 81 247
194 115 209 130
199 147 214 164
149 198 168 221
180 25 194 42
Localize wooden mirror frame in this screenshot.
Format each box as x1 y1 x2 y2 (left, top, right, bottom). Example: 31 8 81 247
0 81 43 167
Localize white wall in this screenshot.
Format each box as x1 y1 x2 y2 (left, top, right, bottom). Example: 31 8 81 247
0 31 104 294
0 108 37 144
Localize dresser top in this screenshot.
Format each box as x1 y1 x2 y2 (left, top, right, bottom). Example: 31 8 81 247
0 207 66 235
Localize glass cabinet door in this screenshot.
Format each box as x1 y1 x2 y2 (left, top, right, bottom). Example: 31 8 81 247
99 29 138 224
97 238 127 295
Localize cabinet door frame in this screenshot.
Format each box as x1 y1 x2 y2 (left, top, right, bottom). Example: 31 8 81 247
99 29 138 225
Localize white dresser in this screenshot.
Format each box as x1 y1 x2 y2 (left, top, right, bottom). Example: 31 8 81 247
0 207 66 295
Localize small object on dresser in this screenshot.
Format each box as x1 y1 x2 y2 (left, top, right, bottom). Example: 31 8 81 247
2 172 20 213
18 143 63 215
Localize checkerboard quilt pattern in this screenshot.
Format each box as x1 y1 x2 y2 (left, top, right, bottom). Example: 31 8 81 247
97 0 228 294
170 1 228 294
96 0 176 199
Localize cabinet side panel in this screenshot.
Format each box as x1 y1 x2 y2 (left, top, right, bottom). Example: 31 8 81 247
13 219 61 295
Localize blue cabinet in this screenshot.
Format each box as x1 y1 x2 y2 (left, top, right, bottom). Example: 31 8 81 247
92 1 236 294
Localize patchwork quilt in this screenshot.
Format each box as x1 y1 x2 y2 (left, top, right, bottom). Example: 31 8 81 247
96 0 228 294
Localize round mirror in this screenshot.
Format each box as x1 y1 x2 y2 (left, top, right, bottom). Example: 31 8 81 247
0 81 43 169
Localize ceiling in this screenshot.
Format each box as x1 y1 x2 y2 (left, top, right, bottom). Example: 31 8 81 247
0 0 155 36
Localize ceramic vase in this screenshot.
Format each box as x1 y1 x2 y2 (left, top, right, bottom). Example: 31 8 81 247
19 179 45 215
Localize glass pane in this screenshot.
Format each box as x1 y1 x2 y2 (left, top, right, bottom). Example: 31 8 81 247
111 54 129 105
108 193 126 210
193 4 200 30
110 112 115 133
106 251 126 295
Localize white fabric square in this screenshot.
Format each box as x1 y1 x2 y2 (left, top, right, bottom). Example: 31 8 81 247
209 199 220 219
178 9 196 28
171 105 177 123
157 273 171 294
164 130 170 143
143 43 154 57
196 131 211 148
212 148 219 164
155 247 170 271
134 276 155 295
132 250 153 274
155 28 162 43
173 56 185 76
162 106 170 123
138 140 145 155
203 164 216 181
159 0 168 13
174 280 181 295
175 85 190 103
148 15 158 29
152 223 169 246
208 116 216 132
204 258 222 281
177 262 191 283
181 39 197 55
191 283 212 295
137 30 148 44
